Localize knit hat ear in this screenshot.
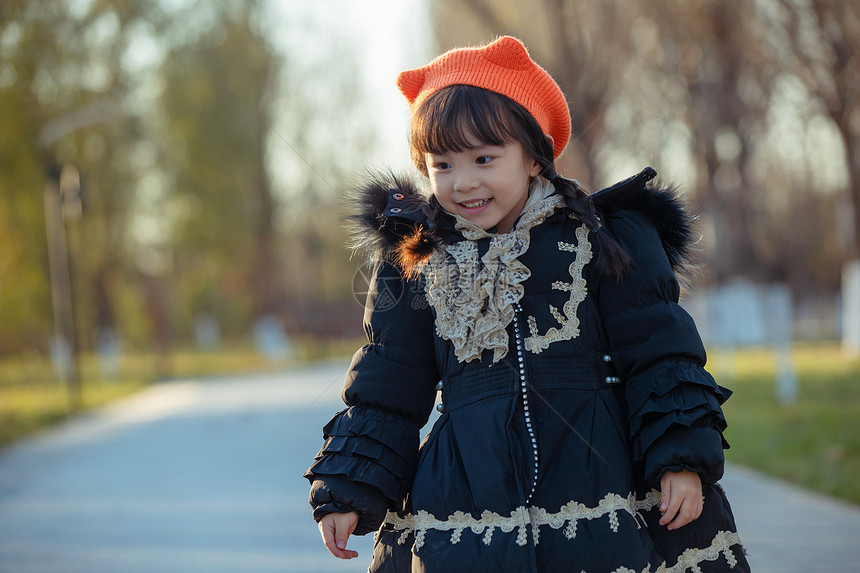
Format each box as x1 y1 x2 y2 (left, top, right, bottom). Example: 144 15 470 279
483 36 532 69
396 68 426 106
396 36 571 159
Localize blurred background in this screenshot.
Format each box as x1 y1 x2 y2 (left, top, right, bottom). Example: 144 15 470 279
1 0 858 505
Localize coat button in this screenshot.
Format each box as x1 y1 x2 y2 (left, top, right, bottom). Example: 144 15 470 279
393 192 404 200
389 207 402 213
603 354 612 362
605 376 621 384
436 403 444 413
435 381 443 391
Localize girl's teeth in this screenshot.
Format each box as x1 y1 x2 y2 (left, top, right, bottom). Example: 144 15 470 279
463 199 489 208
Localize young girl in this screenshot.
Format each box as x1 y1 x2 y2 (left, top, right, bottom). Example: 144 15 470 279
305 36 750 573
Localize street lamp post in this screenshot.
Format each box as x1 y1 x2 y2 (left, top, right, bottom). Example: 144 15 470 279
39 100 117 410
43 165 82 409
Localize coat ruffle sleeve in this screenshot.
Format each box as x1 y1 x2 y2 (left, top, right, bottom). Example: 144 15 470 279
592 176 731 488
304 260 440 534
624 359 731 486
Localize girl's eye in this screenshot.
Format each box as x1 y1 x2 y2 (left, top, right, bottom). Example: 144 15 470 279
434 162 451 170
476 156 492 165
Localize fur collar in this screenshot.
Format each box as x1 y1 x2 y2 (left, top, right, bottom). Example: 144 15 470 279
346 167 697 278
591 167 698 278
345 171 452 274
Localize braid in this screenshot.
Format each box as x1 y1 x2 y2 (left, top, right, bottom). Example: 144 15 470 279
546 170 630 279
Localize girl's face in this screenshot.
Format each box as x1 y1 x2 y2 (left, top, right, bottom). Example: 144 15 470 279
426 132 542 233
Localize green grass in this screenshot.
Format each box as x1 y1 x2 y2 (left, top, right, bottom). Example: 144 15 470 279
715 343 860 504
0 378 147 446
0 336 363 448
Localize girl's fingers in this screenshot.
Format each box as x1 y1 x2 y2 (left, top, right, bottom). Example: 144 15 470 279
335 515 359 558
659 470 703 529
319 519 341 558
658 477 680 526
319 519 344 558
659 493 683 527
319 516 358 559
659 479 671 515
666 497 694 530
665 492 704 530
667 498 701 529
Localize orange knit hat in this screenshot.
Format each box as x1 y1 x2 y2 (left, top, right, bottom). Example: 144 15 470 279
397 36 571 159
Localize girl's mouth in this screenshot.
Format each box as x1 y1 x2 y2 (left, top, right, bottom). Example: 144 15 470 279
460 198 491 210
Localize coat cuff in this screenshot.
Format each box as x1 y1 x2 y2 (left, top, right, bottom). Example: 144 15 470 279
303 406 419 505
626 359 731 486
309 476 389 535
643 425 726 486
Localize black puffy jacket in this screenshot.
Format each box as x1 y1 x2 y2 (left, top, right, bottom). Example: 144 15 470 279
305 168 749 573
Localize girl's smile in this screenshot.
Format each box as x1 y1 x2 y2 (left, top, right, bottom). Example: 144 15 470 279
460 198 490 208
459 197 492 211
425 133 542 233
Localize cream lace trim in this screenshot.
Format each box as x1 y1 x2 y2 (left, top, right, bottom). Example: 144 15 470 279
382 490 662 549
605 530 743 573
524 223 592 354
423 178 565 364
380 491 744 572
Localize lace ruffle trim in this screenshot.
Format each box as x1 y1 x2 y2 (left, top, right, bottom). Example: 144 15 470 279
381 490 662 549
602 530 744 573
423 178 564 364
524 223 592 353
379 490 744 572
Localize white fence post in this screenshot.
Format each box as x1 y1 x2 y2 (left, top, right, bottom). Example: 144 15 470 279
842 260 860 356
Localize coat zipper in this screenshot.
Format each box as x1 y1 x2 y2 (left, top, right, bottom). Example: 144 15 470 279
512 302 539 505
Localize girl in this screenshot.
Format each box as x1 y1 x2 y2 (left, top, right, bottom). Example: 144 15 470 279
304 36 749 573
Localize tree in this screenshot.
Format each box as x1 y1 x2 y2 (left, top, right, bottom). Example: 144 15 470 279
159 3 284 334
158 4 378 341
779 0 860 258
0 0 168 354
427 0 853 296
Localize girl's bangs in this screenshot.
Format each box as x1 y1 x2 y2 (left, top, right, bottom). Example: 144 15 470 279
412 86 518 156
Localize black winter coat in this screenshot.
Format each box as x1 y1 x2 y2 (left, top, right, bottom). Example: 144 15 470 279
305 168 749 573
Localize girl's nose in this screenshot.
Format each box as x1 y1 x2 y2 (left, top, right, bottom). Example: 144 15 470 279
453 169 479 193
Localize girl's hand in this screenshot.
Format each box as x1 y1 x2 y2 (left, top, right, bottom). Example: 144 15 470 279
658 469 703 530
318 511 360 559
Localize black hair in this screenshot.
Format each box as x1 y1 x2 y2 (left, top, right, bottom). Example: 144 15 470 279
409 85 629 278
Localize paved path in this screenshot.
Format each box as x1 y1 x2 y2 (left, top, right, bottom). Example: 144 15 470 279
0 360 858 572
719 464 860 572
